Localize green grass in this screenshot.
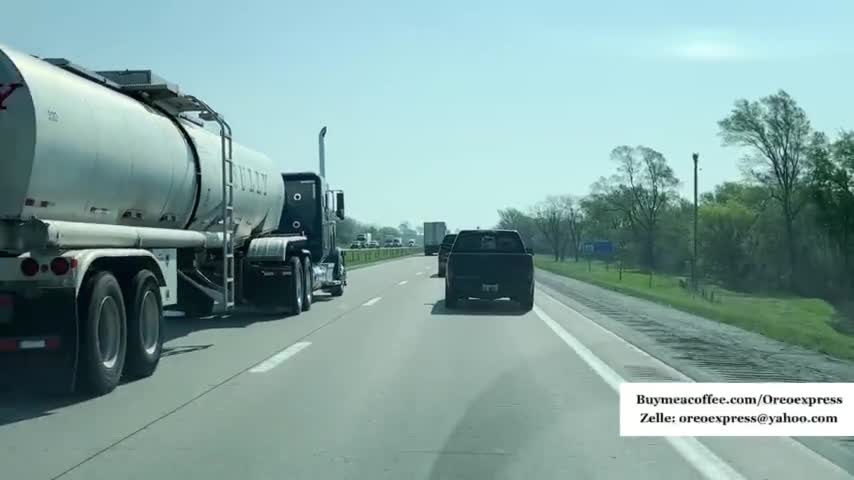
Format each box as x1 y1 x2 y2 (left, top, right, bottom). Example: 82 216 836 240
344 247 421 270
535 257 854 361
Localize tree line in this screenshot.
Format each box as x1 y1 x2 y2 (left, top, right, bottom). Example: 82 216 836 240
498 89 854 304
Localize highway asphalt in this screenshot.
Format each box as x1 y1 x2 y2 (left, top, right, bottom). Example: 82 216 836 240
1 255 852 480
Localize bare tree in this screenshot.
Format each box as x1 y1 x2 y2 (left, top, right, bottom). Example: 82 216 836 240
562 197 585 261
603 145 679 272
531 195 574 261
497 207 537 249
718 90 811 287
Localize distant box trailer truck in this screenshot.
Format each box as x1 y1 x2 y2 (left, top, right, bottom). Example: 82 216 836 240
423 222 447 255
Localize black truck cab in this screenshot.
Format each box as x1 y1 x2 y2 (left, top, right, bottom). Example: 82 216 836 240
277 172 345 264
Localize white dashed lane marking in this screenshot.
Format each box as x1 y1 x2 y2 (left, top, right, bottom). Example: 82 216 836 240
249 342 312 373
362 297 382 307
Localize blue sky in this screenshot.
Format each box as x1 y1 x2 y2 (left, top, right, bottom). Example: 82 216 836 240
5 1 854 230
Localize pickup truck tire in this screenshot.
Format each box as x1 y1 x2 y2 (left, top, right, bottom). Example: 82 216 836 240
519 288 534 311
444 283 458 308
302 257 313 311
78 271 127 396
124 270 163 379
288 256 304 315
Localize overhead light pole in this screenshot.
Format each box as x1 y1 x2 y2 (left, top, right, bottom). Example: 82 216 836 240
692 152 699 291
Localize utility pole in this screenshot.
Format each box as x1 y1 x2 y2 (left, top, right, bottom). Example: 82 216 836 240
692 152 699 291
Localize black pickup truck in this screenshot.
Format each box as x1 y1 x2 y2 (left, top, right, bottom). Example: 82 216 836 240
444 229 535 310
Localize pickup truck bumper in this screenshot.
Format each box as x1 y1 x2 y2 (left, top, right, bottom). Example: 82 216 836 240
448 278 533 300
0 286 78 392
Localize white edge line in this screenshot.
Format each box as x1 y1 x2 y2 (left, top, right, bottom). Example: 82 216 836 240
536 284 854 475
532 304 747 480
398 280 408 285
362 296 382 306
249 341 312 373
536 283 692 382
415 272 424 275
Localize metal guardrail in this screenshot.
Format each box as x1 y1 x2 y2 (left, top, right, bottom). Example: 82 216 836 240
342 247 420 266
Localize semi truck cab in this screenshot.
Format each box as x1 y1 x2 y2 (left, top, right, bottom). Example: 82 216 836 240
275 172 346 293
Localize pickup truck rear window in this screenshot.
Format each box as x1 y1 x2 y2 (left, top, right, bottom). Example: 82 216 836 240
452 231 525 253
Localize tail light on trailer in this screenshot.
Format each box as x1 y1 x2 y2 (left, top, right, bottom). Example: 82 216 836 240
20 258 39 277
19 257 76 277
0 337 62 352
50 257 71 275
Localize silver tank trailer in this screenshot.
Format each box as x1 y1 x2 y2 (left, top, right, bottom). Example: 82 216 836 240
0 44 285 247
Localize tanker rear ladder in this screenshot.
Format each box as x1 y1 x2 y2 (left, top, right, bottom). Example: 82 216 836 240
139 90 236 311
185 95 236 311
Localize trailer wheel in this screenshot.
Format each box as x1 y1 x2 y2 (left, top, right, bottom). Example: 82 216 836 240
302 257 313 311
288 256 304 315
125 270 163 378
78 271 127 396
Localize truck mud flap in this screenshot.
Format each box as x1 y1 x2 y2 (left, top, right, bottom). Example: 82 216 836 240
243 265 295 308
0 287 78 394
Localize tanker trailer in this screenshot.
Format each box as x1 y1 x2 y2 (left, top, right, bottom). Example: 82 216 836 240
0 44 346 396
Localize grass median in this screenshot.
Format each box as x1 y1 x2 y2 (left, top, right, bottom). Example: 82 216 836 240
344 247 421 270
535 257 854 361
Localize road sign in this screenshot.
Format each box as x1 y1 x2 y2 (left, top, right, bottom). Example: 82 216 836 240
582 240 614 256
592 241 614 255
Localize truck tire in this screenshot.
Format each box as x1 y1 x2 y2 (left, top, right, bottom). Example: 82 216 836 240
302 256 313 311
444 282 458 308
78 271 127 396
519 287 534 312
330 247 345 296
288 256 304 315
125 270 163 378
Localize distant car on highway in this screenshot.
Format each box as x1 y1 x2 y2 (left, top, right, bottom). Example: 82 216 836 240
407 239 416 247
437 233 457 277
349 241 364 249
368 240 380 248
444 229 534 311
392 238 403 247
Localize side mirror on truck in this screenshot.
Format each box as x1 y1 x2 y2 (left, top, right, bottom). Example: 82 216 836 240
336 192 345 220
526 248 534 255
